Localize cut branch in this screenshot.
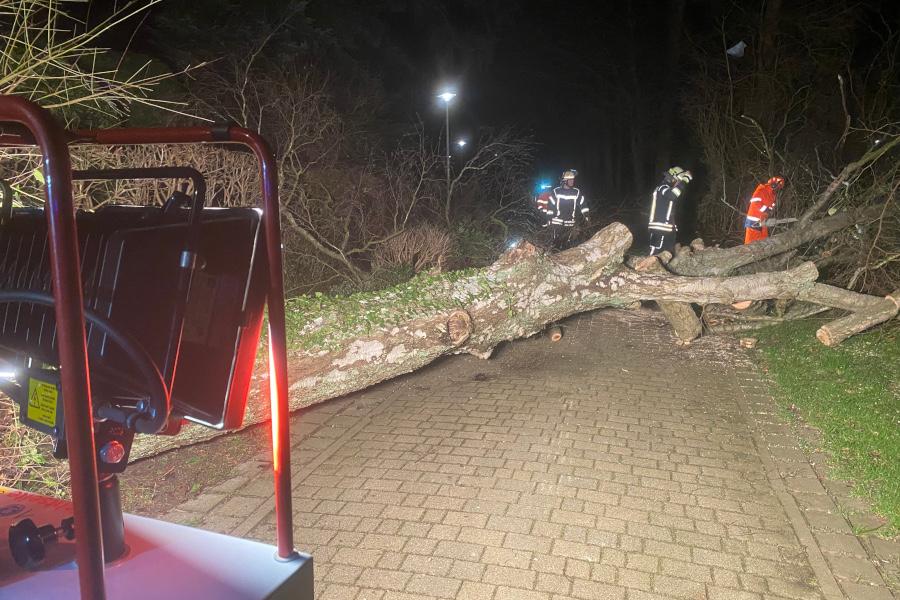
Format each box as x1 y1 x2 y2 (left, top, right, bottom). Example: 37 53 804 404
797 286 900 346
634 256 704 344
667 205 883 276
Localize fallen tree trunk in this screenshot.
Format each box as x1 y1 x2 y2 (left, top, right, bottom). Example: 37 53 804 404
130 222 893 458
280 224 818 411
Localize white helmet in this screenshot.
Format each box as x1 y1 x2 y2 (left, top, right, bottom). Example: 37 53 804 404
667 166 692 183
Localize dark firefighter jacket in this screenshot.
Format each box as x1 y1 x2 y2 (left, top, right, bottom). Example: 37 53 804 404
544 185 588 226
648 176 688 234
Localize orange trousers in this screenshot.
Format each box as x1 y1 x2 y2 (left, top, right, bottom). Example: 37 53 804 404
744 226 768 244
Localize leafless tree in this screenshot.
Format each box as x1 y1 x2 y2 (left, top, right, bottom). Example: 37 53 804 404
444 128 536 229
683 0 900 294
184 49 538 288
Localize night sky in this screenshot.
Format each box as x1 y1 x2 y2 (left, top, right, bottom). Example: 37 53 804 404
304 0 682 195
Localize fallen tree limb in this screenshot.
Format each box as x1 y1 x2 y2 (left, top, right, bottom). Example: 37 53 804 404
797 282 891 311
797 286 900 346
634 256 702 344
667 205 883 276
698 284 900 344
702 302 830 334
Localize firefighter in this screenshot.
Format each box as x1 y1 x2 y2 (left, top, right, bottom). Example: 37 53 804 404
744 176 785 244
533 181 552 224
543 169 589 249
648 166 692 256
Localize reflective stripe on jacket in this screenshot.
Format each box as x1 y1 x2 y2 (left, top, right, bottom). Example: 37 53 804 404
648 177 687 233
745 183 776 228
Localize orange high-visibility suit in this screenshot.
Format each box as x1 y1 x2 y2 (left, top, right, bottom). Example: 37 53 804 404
744 183 777 244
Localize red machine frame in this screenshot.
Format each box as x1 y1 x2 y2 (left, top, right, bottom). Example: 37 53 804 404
0 96 296 599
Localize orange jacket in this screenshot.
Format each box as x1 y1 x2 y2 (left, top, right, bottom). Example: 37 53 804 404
744 183 778 243
744 183 776 229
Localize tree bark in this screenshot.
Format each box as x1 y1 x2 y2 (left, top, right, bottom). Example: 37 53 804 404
798 286 900 346
759 0 783 72
635 256 702 343
626 0 647 192
655 0 686 172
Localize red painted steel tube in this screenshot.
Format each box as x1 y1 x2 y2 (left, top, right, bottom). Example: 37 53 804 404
229 127 297 560
72 124 297 558
70 126 216 145
0 98 107 598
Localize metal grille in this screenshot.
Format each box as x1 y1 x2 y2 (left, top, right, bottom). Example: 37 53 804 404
0 211 116 364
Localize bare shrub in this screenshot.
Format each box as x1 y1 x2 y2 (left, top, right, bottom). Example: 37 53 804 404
0 393 69 497
0 144 259 207
372 224 454 273
444 128 537 231
0 1 206 498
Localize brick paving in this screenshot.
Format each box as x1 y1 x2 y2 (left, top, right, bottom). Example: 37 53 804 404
164 309 899 599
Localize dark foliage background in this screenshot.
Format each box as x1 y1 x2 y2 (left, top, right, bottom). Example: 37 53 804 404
5 0 899 294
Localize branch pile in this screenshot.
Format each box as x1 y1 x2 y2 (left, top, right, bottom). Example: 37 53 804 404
643 203 897 344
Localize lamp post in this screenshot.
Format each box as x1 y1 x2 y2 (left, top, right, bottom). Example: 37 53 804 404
438 90 456 209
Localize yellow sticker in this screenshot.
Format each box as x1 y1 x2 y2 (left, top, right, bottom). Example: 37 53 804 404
27 378 58 428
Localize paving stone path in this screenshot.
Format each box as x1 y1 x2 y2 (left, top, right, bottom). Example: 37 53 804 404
165 309 898 600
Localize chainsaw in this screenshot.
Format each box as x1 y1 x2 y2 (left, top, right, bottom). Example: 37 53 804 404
762 217 798 227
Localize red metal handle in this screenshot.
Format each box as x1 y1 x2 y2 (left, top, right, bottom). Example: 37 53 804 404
73 125 297 559
230 127 296 560
0 97 106 599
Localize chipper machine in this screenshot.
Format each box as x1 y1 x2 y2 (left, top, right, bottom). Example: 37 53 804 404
0 96 313 599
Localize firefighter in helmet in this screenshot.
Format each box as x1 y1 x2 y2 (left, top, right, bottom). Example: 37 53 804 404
532 180 553 224
542 169 589 249
648 166 692 256
744 176 785 244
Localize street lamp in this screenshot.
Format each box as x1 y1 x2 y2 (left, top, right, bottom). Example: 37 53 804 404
456 139 467 149
438 90 457 209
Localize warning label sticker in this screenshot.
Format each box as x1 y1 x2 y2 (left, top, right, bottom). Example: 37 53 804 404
27 378 58 428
